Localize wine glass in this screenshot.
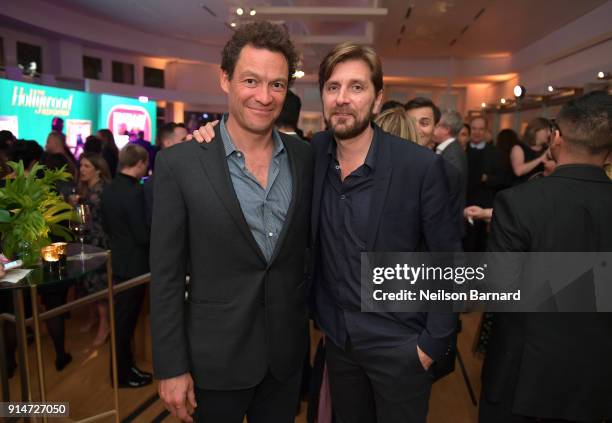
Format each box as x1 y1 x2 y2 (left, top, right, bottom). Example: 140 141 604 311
69 204 91 260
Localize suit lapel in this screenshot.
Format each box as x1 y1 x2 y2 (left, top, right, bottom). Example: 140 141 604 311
311 134 332 246
366 128 392 250
268 135 300 265
197 126 267 263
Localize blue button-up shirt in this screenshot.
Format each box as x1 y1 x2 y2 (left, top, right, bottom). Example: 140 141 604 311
220 115 293 262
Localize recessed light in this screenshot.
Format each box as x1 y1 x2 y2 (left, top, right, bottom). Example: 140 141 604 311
249 9 256 16
236 7 244 15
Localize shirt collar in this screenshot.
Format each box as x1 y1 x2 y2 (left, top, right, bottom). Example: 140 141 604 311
220 113 285 158
470 141 486 150
327 123 379 172
436 137 455 154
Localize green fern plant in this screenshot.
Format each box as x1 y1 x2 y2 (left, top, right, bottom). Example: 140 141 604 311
0 160 74 263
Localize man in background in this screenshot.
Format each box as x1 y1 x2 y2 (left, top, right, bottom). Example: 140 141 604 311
404 97 441 149
433 109 468 237
465 116 499 251
480 91 612 422
101 144 151 388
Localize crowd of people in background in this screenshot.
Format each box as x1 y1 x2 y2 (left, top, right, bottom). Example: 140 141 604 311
0 119 189 386
1 48 611 422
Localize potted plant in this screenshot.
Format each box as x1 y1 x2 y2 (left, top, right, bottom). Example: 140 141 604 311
0 160 74 265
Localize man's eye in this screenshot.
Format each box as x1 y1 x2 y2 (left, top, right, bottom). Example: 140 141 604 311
245 79 257 86
326 85 338 92
272 81 286 90
352 85 363 92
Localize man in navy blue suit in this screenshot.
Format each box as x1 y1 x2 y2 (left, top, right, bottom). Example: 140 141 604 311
309 43 461 423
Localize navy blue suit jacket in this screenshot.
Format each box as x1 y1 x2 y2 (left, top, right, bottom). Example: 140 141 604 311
310 125 461 362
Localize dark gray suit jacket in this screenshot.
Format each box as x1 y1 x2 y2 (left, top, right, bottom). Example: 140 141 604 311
482 165 612 421
150 126 313 390
440 139 468 237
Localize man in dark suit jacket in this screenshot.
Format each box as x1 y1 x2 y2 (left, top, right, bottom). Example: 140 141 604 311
465 116 501 251
433 109 468 237
150 22 312 423
100 143 152 387
311 43 461 423
480 91 612 422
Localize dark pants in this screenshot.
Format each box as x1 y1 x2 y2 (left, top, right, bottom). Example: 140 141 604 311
463 219 489 252
113 281 145 379
1 287 69 372
194 368 302 423
479 395 604 423
325 337 433 423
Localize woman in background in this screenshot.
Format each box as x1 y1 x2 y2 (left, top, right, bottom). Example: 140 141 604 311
96 129 119 176
511 118 554 184
374 107 422 145
74 152 112 346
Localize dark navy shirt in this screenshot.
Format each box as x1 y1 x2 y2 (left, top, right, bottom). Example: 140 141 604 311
319 131 379 348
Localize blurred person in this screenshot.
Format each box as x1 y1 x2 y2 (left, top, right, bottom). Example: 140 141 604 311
465 116 500 251
51 116 64 133
433 110 468 237
174 122 188 143
464 205 493 223
39 153 76 199
374 106 420 143
101 144 152 388
276 90 306 141
0 130 16 178
96 129 120 176
129 130 156 172
379 99 404 113
404 97 441 149
480 91 612 423
493 129 521 189
6 140 43 176
511 117 553 184
45 131 77 177
457 123 470 150
84 135 103 154
151 22 312 423
143 123 184 226
76 153 112 347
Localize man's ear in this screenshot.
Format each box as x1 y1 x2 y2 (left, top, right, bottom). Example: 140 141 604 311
220 70 230 94
373 89 384 114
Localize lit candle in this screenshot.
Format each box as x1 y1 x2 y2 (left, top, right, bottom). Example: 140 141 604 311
41 246 60 262
51 242 67 256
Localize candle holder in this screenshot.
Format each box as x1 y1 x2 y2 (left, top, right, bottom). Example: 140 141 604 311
41 246 61 273
51 242 68 267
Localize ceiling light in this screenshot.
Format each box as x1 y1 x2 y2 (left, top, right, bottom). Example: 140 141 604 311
236 7 244 15
294 70 305 79
230 22 237 28
597 71 611 80
249 9 256 16
500 98 506 104
513 84 526 99
481 102 486 108
547 85 554 92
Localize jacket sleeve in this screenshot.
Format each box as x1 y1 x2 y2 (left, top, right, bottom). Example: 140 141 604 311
149 152 190 379
418 156 461 361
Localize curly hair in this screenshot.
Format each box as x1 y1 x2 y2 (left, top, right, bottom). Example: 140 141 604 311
221 21 299 86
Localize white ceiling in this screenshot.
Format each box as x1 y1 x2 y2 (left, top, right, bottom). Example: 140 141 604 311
11 0 612 83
